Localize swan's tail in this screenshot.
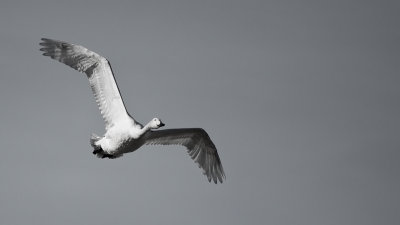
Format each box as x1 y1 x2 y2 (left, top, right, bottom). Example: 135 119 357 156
90 133 102 150
90 134 118 159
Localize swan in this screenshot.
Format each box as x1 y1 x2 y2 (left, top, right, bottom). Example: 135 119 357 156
40 38 225 183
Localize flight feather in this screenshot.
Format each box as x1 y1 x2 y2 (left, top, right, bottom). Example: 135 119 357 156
40 38 136 130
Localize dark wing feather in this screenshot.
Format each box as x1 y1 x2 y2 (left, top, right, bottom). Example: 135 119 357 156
144 128 225 183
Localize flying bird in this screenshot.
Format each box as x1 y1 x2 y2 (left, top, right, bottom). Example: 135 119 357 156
40 38 225 183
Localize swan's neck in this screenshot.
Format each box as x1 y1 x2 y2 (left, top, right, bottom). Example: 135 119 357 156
137 123 153 136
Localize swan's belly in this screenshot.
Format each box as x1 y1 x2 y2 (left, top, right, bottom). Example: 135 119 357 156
101 136 143 157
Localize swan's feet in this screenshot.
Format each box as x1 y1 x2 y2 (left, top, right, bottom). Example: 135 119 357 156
101 153 115 159
92 148 116 159
92 149 102 154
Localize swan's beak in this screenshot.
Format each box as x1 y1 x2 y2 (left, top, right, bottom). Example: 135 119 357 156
159 122 165 127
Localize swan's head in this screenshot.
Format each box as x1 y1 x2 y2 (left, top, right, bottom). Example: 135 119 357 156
149 118 165 129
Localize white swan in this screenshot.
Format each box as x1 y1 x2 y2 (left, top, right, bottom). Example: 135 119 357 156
40 38 225 183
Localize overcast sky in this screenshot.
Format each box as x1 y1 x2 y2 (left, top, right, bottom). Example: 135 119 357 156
0 0 399 224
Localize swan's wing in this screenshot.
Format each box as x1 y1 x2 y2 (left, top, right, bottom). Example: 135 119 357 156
40 38 140 130
144 128 225 183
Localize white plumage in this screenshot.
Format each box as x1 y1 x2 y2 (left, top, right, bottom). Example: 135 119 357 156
40 38 225 183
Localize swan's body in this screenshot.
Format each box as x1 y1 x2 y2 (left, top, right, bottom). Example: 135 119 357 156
40 38 225 183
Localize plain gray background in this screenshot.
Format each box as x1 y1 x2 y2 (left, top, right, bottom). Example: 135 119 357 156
0 0 399 224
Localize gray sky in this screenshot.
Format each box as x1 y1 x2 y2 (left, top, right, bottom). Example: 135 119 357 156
0 0 399 224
